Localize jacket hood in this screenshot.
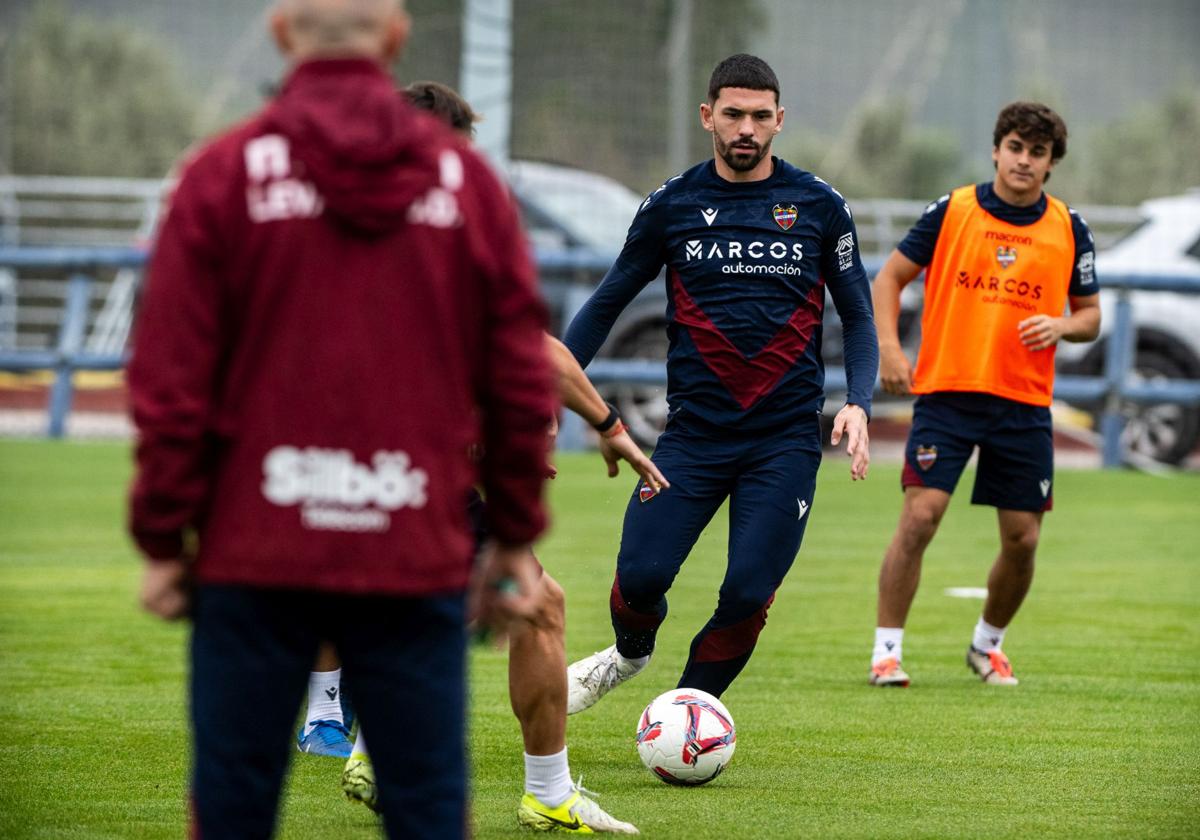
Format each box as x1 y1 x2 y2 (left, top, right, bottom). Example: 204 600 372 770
264 59 447 235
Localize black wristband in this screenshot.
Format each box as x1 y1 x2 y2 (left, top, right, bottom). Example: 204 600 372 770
593 401 621 434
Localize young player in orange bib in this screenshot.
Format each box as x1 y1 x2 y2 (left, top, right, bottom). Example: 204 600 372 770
868 102 1101 688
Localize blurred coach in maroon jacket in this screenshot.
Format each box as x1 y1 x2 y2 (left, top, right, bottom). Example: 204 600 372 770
126 1 554 837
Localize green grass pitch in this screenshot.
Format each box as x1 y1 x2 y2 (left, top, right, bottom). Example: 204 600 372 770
1 438 1197 838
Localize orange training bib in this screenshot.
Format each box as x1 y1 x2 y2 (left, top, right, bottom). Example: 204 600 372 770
911 186 1075 406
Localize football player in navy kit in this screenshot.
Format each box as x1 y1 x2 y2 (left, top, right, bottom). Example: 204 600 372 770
564 54 878 711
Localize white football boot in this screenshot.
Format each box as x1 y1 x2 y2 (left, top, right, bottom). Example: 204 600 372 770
566 645 647 714
967 645 1019 686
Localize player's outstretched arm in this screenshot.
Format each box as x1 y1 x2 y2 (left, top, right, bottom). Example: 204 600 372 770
545 334 669 492
830 403 870 481
873 250 924 395
597 427 669 491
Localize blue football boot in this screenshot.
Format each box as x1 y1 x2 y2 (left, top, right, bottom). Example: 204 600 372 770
296 719 353 758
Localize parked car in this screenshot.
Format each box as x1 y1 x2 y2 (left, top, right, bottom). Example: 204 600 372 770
1056 190 1200 464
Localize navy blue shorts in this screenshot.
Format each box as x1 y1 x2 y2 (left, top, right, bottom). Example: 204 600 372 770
902 392 1054 512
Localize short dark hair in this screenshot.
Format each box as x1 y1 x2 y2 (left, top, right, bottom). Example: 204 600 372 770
707 54 780 104
993 101 1068 162
405 80 479 136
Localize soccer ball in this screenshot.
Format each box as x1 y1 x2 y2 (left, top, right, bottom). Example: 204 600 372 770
635 688 736 785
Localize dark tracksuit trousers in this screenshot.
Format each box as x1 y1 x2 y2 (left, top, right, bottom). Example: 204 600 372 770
610 410 822 696
190 585 467 840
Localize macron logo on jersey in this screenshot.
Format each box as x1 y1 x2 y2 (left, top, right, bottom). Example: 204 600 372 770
702 208 719 226
262 445 428 533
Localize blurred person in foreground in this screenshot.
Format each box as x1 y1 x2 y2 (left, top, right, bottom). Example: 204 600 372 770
127 1 554 837
867 102 1100 688
562 54 878 713
327 79 651 835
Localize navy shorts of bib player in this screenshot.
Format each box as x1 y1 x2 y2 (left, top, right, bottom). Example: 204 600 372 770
562 54 878 712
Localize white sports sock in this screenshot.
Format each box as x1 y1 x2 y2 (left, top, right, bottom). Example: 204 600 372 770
973 618 1007 652
351 728 369 758
524 747 573 808
873 627 905 664
303 668 343 736
617 652 650 673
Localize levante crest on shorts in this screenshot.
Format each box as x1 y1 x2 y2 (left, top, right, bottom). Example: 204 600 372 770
772 203 798 230
639 482 658 503
996 245 1018 269
916 445 938 470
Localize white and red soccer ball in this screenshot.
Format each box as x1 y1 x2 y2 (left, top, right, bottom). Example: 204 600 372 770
635 688 736 785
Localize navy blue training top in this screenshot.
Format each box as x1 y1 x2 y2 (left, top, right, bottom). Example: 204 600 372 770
564 157 878 431
898 182 1099 296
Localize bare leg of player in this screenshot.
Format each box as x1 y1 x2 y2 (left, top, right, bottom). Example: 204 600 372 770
511 567 638 834
983 509 1041 628
510 570 574 818
508 572 568 758
870 487 952 686
962 509 1041 686
876 487 952 627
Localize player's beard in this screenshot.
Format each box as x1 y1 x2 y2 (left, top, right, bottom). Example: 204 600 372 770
715 134 771 172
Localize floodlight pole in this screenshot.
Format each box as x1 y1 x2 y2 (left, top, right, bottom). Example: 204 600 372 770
460 0 512 169
666 0 694 175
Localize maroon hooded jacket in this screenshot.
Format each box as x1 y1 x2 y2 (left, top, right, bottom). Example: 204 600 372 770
128 59 554 595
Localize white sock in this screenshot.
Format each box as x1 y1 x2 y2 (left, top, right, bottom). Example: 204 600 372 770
524 747 573 808
873 627 904 664
351 728 369 759
303 668 343 735
973 618 1007 652
617 652 650 673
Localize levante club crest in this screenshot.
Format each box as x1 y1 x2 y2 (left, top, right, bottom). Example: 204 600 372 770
773 203 798 230
996 245 1018 269
916 445 938 470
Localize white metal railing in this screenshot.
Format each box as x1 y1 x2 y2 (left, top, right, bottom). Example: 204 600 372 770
0 176 167 355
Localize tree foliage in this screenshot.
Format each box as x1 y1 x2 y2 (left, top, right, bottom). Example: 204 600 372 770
5 1 199 177
511 0 764 192
779 101 963 200
1076 87 1200 204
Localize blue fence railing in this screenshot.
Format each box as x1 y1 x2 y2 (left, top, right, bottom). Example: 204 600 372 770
2 245 1199 468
